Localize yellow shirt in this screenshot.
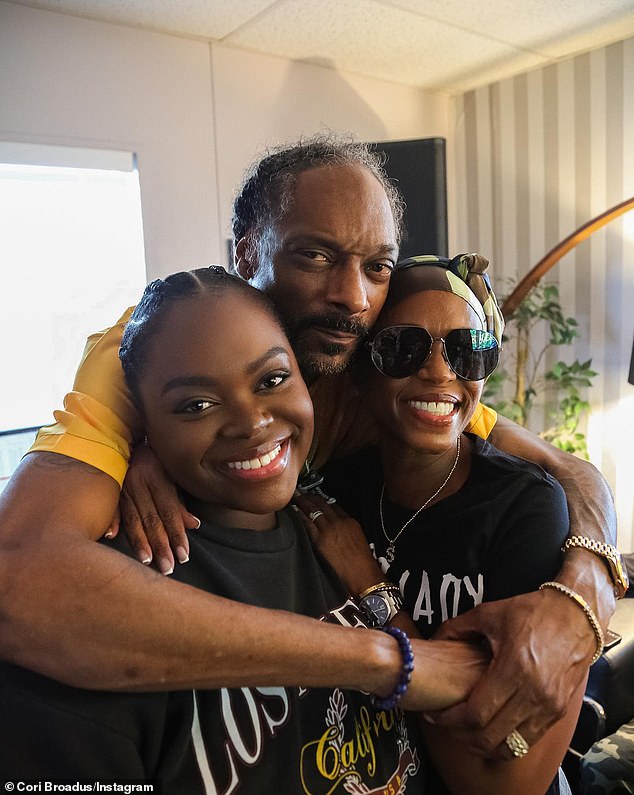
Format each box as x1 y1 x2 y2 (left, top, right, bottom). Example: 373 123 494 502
29 310 498 486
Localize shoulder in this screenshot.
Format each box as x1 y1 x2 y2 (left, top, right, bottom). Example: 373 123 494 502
470 434 564 492
467 434 569 530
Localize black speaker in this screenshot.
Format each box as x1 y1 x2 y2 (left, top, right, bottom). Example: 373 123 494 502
371 137 448 259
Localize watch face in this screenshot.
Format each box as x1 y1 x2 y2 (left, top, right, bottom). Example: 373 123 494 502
364 595 390 626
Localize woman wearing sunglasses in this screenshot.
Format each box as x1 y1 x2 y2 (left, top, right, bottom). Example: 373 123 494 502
295 254 584 795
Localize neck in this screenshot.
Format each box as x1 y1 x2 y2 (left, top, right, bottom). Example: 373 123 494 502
186 496 278 531
380 435 469 510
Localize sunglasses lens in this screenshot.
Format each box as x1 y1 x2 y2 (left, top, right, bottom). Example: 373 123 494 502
370 327 499 380
444 329 499 380
370 326 432 378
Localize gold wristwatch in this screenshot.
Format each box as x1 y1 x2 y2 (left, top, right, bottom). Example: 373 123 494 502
562 536 630 599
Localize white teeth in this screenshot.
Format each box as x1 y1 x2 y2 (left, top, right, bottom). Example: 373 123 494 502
228 444 282 470
409 400 454 416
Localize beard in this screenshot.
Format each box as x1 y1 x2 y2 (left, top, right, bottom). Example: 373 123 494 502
285 312 369 382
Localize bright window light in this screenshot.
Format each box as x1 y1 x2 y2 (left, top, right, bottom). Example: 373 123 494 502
0 144 147 436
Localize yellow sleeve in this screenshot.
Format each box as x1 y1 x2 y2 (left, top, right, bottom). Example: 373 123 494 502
466 402 497 439
26 307 141 487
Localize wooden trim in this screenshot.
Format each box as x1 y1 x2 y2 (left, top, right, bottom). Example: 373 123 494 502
501 197 634 317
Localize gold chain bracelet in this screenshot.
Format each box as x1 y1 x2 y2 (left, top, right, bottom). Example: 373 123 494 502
539 581 605 665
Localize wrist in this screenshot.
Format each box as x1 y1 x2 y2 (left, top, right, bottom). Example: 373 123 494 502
556 548 617 633
540 581 604 665
362 628 404 698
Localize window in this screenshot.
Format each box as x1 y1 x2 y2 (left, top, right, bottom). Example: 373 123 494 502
0 142 147 489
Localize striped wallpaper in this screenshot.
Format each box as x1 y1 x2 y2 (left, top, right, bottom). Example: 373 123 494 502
452 37 634 552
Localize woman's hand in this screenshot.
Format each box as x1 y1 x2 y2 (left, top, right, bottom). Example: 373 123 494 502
106 444 200 574
293 492 384 595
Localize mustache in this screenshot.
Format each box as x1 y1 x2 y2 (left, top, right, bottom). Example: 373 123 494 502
292 313 370 339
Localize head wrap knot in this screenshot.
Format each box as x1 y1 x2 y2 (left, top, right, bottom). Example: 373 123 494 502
394 253 505 345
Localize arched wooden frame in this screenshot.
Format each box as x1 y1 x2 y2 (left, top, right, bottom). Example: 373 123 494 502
501 197 634 317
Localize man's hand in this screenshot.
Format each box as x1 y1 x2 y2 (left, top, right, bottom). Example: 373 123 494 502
429 587 594 757
112 445 200 574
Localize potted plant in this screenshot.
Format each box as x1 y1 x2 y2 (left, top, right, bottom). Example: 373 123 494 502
484 282 597 458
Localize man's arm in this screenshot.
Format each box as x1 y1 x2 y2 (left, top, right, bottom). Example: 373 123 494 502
0 453 485 707
432 413 617 757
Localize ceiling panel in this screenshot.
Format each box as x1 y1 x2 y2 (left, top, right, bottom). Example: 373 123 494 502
225 0 549 90
10 0 281 40
382 0 634 54
8 0 634 91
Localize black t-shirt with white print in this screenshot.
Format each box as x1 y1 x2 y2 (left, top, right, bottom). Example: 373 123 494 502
0 508 424 794
324 434 569 638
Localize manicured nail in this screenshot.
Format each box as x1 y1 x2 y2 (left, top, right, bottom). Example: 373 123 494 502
176 546 189 564
104 530 115 539
191 515 201 529
159 558 174 575
140 553 152 565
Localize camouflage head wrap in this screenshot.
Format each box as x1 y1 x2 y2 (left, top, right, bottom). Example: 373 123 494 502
390 253 505 345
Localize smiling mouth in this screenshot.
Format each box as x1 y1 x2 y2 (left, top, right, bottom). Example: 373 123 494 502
408 400 456 417
227 442 283 471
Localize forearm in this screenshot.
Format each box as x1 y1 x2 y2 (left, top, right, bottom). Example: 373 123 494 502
423 680 584 795
0 458 483 708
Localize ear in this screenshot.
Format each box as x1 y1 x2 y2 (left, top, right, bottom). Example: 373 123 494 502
235 236 258 281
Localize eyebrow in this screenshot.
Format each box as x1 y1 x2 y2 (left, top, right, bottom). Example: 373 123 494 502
284 235 398 258
160 346 291 396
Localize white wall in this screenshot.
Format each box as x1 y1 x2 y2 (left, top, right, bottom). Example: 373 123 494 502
0 1 218 279
0 1 451 280
210 43 449 254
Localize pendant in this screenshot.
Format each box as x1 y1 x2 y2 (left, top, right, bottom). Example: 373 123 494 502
385 544 395 564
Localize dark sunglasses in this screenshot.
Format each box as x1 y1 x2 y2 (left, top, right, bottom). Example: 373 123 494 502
368 325 499 381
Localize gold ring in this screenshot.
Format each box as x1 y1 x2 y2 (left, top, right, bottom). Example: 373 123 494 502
505 729 530 758
308 510 324 522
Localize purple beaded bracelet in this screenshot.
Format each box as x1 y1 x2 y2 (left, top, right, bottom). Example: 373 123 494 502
372 626 415 711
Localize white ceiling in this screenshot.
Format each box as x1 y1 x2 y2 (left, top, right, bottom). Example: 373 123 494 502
9 0 634 92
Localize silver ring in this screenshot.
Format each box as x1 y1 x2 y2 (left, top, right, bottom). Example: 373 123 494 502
308 510 324 522
505 729 530 758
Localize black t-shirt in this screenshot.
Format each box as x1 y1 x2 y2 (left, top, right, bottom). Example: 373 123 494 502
0 509 425 794
323 435 570 795
324 434 569 638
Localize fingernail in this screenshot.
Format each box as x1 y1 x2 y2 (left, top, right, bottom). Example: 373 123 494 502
159 558 174 575
422 713 435 724
191 515 201 530
326 496 337 505
140 554 152 565
176 546 189 564
104 530 114 539
289 504 300 512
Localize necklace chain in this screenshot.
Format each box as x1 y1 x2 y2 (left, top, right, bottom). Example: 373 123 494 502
379 436 461 564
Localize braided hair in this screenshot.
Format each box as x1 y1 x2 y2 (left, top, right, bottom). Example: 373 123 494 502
119 266 283 408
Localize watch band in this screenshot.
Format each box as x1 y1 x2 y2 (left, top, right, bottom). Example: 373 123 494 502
358 584 403 628
562 536 629 599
